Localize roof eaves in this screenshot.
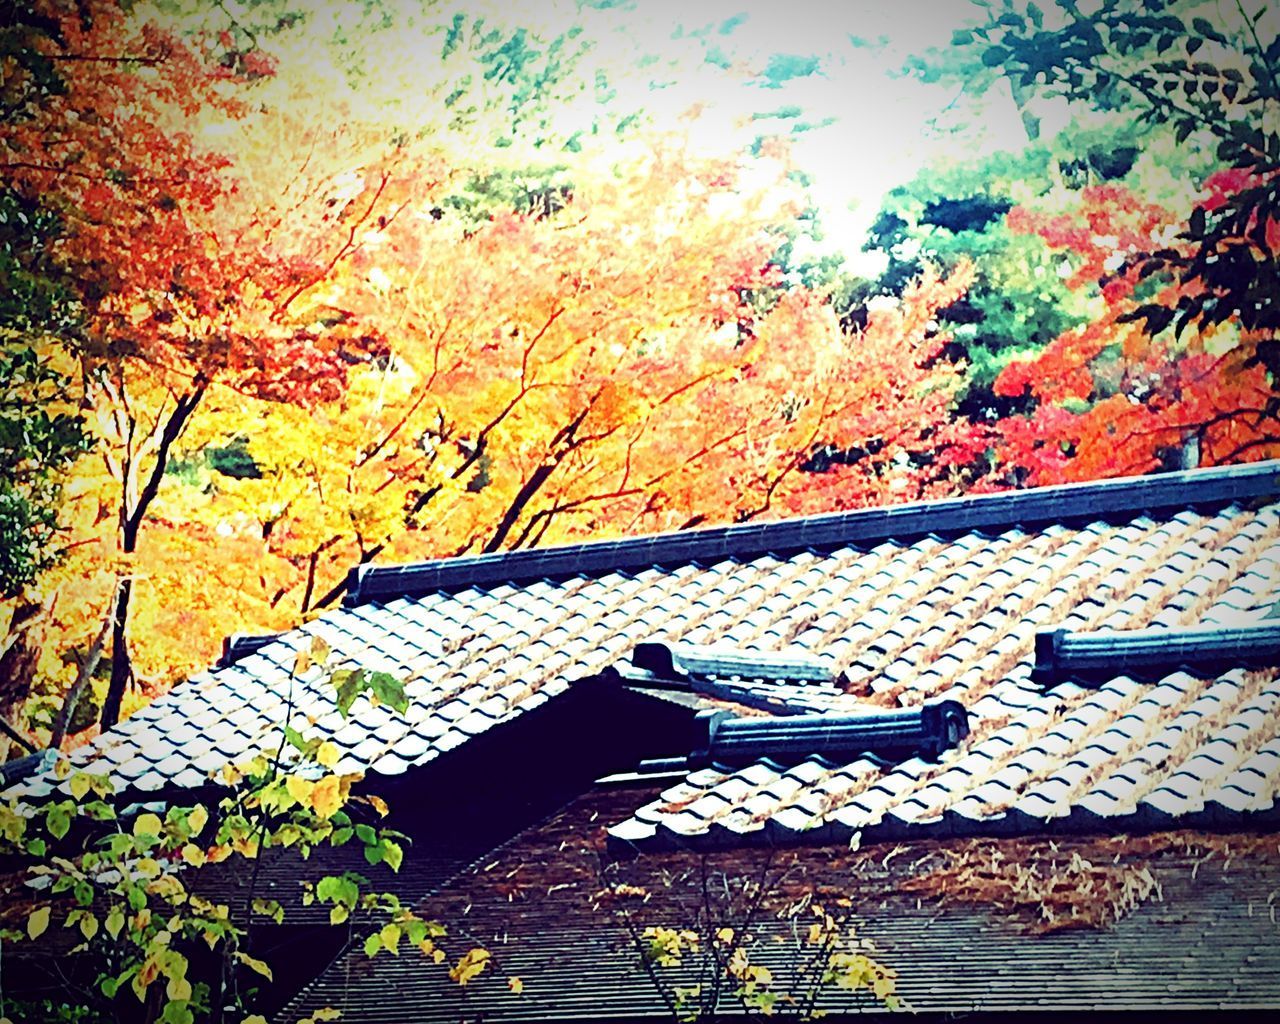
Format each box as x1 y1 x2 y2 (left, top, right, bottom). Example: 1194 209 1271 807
343 460 1280 606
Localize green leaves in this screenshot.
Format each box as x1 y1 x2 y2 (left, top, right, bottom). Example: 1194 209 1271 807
331 667 410 718
981 45 1011 68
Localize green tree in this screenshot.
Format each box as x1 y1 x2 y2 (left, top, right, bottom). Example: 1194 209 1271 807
940 0 1279 379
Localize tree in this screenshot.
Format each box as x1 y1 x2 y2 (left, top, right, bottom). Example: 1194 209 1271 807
983 181 1280 484
171 134 981 622
1 0 415 730
939 0 1280 479
911 1 1280 484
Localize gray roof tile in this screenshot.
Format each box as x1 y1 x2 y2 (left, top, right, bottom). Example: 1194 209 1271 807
12 462 1279 853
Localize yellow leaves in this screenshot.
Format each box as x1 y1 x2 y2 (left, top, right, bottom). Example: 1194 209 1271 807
285 775 314 805
68 773 92 801
641 926 700 967
234 951 273 981
294 1010 341 1024
316 741 341 769
449 947 491 986
366 794 390 818
310 775 343 819
26 906 50 940
507 976 524 995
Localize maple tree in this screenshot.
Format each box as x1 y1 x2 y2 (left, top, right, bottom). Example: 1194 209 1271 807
172 134 981 622
1 0 988 743
943 0 1280 484
979 180 1280 485
0 0 416 731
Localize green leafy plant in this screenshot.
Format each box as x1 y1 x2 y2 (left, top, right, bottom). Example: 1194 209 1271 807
0 637 494 1023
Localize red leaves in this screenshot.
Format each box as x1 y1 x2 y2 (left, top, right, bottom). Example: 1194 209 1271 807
985 176 1280 487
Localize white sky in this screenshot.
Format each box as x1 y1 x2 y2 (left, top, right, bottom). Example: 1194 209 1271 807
571 0 1033 266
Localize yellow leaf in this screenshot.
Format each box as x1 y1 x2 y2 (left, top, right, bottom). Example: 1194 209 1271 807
310 636 332 667
716 927 735 945
240 1017 269 1024
133 813 163 838
508 976 524 995
27 906 50 940
310 776 342 819
187 804 209 835
367 794 389 818
286 776 314 805
293 648 312 675
78 913 99 941
105 907 125 940
69 773 91 801
180 844 206 867
234 951 273 981
316 742 340 769
449 948 491 986
379 923 401 955
167 976 192 1002
53 757 70 780
135 857 161 879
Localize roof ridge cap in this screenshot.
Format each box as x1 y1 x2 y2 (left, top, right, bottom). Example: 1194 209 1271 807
344 460 1280 606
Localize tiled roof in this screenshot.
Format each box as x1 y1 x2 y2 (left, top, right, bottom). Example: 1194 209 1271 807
9 462 1280 852
283 786 1280 1022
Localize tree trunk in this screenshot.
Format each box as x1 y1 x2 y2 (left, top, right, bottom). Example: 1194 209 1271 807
0 599 41 726
100 574 133 730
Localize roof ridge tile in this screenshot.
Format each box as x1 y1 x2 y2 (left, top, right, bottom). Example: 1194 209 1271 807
344 460 1280 605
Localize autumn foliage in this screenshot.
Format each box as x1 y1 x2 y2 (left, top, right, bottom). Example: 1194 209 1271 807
2 0 1277 748
0 0 987 745
985 177 1280 487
